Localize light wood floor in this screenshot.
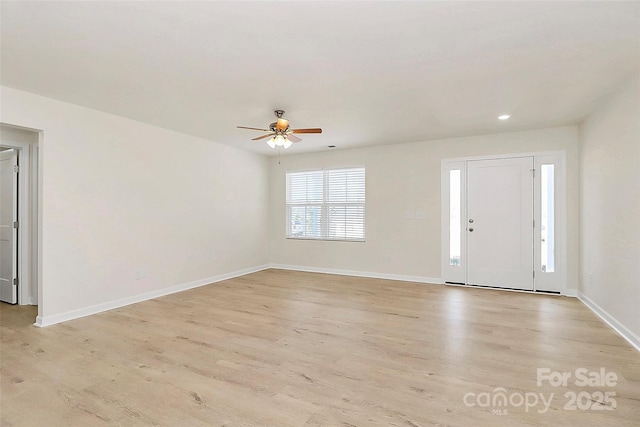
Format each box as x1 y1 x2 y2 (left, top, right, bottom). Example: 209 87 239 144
1 269 639 426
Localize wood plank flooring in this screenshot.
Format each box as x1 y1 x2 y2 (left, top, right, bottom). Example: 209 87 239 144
1 269 639 426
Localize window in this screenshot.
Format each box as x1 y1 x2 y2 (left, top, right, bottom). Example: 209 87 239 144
540 164 555 272
449 169 461 266
286 168 365 241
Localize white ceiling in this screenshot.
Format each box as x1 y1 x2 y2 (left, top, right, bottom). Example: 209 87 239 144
1 1 639 156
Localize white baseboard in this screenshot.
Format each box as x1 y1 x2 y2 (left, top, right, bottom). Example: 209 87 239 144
578 291 640 353
564 288 578 297
269 263 442 285
34 264 270 327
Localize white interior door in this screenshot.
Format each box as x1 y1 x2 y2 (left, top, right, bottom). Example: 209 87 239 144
467 157 534 290
0 148 18 304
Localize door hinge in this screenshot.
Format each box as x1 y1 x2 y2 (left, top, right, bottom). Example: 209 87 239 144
533 219 535 228
13 277 19 286
14 165 19 173
13 221 19 229
533 270 536 279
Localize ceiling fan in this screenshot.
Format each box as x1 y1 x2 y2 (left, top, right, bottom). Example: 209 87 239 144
237 110 322 149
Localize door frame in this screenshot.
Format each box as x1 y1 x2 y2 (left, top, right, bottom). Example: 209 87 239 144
0 124 40 306
441 151 567 294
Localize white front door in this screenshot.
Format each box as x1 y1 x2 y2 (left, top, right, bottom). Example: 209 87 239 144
467 157 534 290
0 148 18 304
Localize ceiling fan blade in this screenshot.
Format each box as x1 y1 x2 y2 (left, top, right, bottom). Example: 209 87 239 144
276 118 289 131
291 128 322 134
286 134 302 143
237 126 270 132
251 134 274 141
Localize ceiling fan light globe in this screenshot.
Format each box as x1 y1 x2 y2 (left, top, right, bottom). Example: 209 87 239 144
267 137 276 149
274 135 286 147
283 138 293 149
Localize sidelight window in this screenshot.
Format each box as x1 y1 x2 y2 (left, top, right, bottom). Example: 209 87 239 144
540 164 555 273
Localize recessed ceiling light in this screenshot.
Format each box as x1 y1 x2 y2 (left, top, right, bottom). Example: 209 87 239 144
498 114 511 120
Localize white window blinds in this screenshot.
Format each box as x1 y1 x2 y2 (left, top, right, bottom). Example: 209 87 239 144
286 167 365 241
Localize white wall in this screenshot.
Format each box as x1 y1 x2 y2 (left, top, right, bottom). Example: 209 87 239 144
0 87 270 325
579 74 640 347
269 126 580 288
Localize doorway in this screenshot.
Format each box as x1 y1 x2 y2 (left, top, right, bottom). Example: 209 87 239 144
441 152 567 294
0 148 19 303
0 125 40 308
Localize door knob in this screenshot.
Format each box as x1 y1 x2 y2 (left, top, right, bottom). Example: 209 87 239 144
469 219 474 223
469 228 474 232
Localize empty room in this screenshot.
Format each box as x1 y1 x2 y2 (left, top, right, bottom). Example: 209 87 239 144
1 1 639 426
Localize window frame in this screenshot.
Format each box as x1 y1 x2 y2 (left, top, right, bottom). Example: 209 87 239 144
286 167 366 242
